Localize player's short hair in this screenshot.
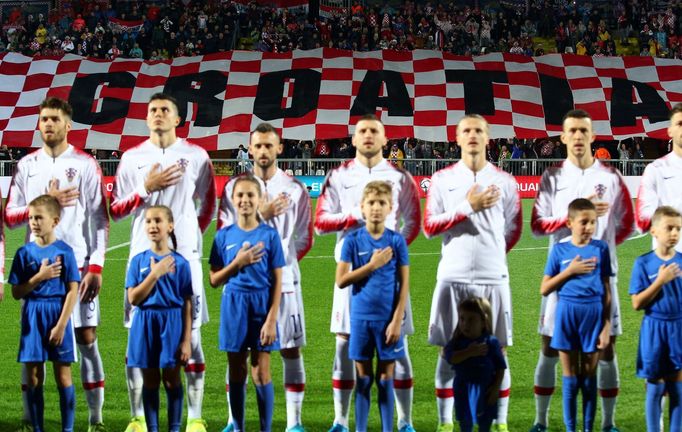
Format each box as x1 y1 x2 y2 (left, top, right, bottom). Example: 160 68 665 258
29 194 61 217
457 114 489 132
232 175 262 197
362 180 392 201
146 205 177 250
562 109 592 124
357 113 381 124
39 97 73 120
567 198 596 219
456 296 493 337
149 93 180 114
253 122 279 137
652 205 682 227
670 103 682 119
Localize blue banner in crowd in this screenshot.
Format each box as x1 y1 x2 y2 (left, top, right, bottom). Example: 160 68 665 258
297 176 326 198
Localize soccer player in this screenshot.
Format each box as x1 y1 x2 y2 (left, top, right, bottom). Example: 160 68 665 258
541 198 612 432
110 93 215 432
630 206 682 432
530 109 634 432
336 180 410 432
424 114 522 432
315 114 421 432
5 97 108 432
636 103 682 239
10 195 81 432
218 123 312 432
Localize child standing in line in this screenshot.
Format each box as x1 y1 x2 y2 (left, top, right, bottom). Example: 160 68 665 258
10 195 80 432
541 198 612 432
442 297 506 432
335 180 410 432
630 206 682 432
126 205 193 432
209 176 285 432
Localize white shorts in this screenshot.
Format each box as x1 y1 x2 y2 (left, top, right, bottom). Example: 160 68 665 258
278 284 306 349
428 281 512 347
330 284 414 335
538 275 622 337
124 258 207 329
71 267 100 328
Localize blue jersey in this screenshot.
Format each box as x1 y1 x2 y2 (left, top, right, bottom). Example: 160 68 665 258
444 334 507 381
629 251 682 319
544 239 612 301
209 223 286 292
125 250 193 309
9 240 80 299
340 227 409 322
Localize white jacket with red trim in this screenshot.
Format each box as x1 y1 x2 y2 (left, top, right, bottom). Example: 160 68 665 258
4 145 109 272
424 161 522 284
531 159 634 272
217 168 313 291
314 158 421 261
110 138 216 260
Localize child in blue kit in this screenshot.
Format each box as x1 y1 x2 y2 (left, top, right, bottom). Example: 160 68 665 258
126 205 193 432
335 180 410 432
630 206 682 432
10 195 80 432
443 297 506 432
209 175 285 432
541 198 612 432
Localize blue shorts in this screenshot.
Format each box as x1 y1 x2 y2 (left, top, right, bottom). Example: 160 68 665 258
637 315 682 379
453 377 497 429
219 289 279 353
18 299 76 364
349 319 405 361
127 308 183 369
550 299 602 353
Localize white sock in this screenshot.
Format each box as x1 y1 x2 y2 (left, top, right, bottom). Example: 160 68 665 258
497 355 511 425
126 366 145 417
435 355 455 425
225 365 233 424
394 338 413 428
332 336 355 427
598 357 620 429
78 340 105 424
185 327 205 420
21 363 31 422
283 355 306 428
533 352 558 426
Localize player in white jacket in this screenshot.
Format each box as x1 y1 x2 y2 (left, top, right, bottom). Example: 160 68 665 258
424 114 522 432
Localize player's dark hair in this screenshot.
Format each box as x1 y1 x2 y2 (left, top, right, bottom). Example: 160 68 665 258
149 93 180 114
253 122 280 138
567 198 596 219
357 113 381 124
454 297 493 339
29 194 62 218
232 175 262 197
562 109 592 124
670 103 682 120
39 97 73 120
146 205 177 250
652 205 682 227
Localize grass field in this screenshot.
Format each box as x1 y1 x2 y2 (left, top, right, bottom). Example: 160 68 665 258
0 198 651 431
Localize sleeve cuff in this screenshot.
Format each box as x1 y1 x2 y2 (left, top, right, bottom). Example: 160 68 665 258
135 182 150 199
87 265 103 274
455 199 474 217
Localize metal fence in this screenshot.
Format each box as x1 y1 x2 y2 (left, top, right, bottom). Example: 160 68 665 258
0 158 656 179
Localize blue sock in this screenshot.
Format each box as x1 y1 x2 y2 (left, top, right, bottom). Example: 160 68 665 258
165 386 184 432
229 381 246 432
666 381 682 432
27 386 44 432
580 375 597 432
377 378 395 432
646 381 665 432
355 375 372 432
255 382 275 432
562 376 578 432
58 385 75 432
142 387 160 432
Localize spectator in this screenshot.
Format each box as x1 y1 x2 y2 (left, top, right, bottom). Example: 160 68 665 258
594 144 612 160
388 142 405 168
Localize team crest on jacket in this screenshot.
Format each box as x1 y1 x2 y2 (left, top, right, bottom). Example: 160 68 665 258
65 168 77 182
594 184 607 200
176 158 189 172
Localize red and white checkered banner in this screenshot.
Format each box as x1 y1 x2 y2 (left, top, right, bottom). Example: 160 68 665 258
1 50 681 150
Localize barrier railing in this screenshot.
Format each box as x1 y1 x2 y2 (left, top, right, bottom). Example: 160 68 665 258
0 158 656 179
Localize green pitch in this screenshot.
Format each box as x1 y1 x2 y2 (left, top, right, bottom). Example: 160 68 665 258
0 199 651 431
